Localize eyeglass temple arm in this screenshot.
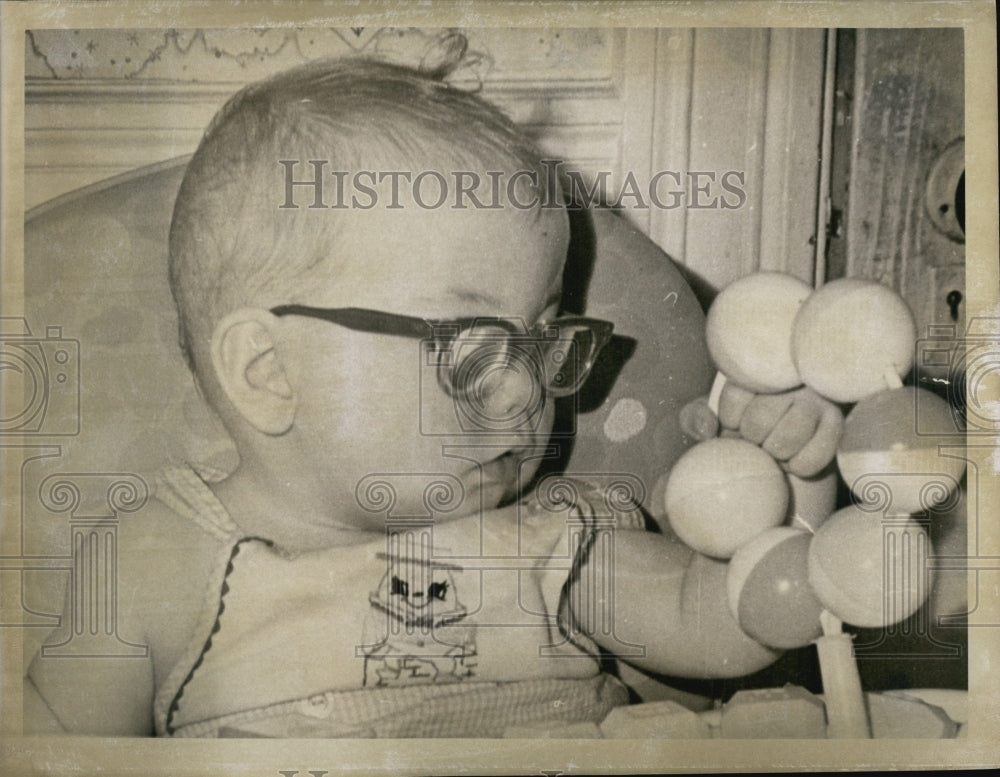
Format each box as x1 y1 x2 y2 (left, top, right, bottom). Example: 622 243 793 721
269 305 437 338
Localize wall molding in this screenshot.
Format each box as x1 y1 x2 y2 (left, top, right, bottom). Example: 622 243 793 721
24 27 825 290
24 28 631 209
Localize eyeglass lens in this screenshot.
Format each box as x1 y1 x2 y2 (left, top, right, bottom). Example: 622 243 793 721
436 322 600 402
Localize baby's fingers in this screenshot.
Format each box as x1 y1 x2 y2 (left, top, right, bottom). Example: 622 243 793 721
761 401 821 462
716 382 755 430
679 396 720 441
738 392 797 446
785 399 844 478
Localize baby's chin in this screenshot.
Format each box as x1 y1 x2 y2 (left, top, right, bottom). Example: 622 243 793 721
450 468 531 520
479 448 542 506
462 479 516 516
490 481 525 511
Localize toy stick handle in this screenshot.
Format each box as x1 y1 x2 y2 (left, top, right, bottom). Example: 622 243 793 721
707 371 727 416
816 610 872 738
883 369 904 390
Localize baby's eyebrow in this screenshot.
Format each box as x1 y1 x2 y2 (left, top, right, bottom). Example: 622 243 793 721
431 287 563 319
443 287 502 308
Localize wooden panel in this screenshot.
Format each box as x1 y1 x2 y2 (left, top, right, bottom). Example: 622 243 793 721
657 28 825 296
757 29 826 281
685 28 771 288
617 28 658 235
647 28 694 269
841 28 965 341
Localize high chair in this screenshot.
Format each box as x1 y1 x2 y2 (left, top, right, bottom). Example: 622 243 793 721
15 159 966 737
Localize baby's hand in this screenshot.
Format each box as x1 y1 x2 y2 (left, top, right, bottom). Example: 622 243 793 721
679 384 843 478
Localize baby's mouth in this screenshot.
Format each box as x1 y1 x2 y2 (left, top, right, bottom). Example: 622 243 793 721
473 447 527 506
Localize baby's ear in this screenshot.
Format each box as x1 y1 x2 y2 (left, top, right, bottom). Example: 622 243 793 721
210 309 296 435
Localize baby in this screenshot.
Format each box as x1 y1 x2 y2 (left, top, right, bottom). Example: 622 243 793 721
25 58 840 737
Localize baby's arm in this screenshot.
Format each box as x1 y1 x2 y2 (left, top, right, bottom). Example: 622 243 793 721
574 530 780 678
25 530 156 736
24 508 157 735
580 385 843 676
26 635 156 735
24 499 211 736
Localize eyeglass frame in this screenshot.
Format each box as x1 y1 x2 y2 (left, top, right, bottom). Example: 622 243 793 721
268 303 615 399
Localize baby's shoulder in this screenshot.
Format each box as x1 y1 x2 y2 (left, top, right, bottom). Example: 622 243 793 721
115 494 225 642
119 491 223 575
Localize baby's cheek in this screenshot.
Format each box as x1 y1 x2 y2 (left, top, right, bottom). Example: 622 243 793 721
520 402 558 464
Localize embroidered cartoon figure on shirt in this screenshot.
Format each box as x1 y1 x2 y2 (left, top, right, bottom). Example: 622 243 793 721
361 554 477 687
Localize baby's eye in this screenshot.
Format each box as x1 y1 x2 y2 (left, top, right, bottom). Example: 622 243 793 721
436 324 517 394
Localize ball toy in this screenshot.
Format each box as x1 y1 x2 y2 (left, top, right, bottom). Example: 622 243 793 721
786 467 838 532
808 505 933 628
706 272 811 393
726 527 825 648
665 438 788 558
791 278 916 403
837 387 967 514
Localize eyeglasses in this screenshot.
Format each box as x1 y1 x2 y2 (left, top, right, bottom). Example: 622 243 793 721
269 304 614 402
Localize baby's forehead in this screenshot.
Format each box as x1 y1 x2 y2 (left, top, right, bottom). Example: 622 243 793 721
315 200 567 316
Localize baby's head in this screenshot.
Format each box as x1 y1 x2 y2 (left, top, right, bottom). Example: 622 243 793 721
168 58 607 527
169 58 560 373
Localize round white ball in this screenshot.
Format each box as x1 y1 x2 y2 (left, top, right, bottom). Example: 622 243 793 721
706 272 812 393
792 278 916 403
808 505 932 628
665 438 789 559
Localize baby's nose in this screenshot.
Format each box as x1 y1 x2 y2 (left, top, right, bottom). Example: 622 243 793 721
476 361 538 423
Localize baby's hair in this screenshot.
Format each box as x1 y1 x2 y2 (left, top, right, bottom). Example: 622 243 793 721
168 57 552 381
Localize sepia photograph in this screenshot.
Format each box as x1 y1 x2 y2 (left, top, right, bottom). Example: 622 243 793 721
1 1 997 774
